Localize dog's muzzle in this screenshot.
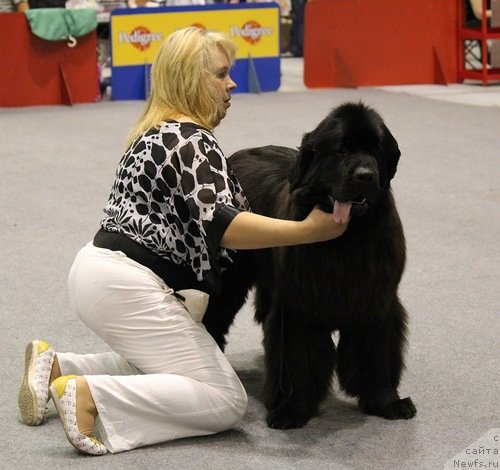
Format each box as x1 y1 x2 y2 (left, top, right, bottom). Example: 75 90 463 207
329 166 379 222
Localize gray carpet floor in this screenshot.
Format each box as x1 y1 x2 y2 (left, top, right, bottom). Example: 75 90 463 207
1 83 499 469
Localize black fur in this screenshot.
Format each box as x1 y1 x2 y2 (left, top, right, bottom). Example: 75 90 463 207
203 102 416 428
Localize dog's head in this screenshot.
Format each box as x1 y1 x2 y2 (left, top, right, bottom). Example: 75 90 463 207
288 102 401 223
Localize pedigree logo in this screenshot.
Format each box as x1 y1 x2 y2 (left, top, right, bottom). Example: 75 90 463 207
118 26 164 51
231 21 273 45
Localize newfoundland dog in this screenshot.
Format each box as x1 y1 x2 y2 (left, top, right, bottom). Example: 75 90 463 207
203 102 416 429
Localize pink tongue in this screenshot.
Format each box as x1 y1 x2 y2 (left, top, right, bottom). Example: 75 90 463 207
333 200 352 224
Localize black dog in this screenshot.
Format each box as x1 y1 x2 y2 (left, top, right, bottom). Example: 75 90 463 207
203 102 416 429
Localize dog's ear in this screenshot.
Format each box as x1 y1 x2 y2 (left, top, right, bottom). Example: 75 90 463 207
382 124 401 182
289 132 314 191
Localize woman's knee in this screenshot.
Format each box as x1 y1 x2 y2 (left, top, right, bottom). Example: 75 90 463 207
233 386 248 424
216 385 248 431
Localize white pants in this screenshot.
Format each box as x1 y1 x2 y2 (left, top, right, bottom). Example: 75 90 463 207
61 243 247 453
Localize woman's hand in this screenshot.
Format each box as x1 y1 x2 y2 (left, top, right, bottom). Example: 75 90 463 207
220 208 349 250
302 206 349 243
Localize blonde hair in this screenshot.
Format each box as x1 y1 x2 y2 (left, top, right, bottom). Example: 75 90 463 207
125 27 237 148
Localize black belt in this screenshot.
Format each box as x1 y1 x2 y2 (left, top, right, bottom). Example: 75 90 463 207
93 228 211 294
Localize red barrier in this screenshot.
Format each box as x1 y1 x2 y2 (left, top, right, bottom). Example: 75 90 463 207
304 0 459 88
0 13 98 107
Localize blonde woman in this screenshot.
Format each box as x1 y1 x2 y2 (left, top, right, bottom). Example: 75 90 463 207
18 27 348 455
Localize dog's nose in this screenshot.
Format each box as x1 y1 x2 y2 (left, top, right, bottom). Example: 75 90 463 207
353 167 376 183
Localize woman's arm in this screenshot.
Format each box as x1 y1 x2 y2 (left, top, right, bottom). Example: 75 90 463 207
469 0 492 20
16 0 29 11
220 207 348 250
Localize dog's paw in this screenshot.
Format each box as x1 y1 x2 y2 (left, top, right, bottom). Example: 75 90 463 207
360 396 416 420
266 404 310 429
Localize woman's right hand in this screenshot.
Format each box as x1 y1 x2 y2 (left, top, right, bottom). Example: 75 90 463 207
221 208 349 250
302 206 349 243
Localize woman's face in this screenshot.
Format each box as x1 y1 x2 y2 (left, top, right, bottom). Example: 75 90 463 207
209 46 237 127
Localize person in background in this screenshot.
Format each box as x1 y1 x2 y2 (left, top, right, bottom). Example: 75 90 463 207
127 0 159 7
0 0 28 12
18 27 348 456
466 0 492 27
464 0 492 65
290 0 306 57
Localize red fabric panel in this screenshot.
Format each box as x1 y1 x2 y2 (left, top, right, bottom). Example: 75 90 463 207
0 12 98 107
304 0 459 88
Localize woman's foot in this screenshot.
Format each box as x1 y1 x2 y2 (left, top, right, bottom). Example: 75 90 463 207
50 375 107 455
18 340 57 425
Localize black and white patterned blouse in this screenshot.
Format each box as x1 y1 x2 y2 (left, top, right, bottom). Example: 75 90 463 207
100 121 250 284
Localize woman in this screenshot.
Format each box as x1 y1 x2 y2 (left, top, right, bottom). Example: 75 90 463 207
0 0 28 12
466 0 491 27
18 27 348 455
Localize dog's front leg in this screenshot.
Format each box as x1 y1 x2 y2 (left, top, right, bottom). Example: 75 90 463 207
262 304 336 429
337 300 416 420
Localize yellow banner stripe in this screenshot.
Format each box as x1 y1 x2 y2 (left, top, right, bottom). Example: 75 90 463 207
111 7 280 67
